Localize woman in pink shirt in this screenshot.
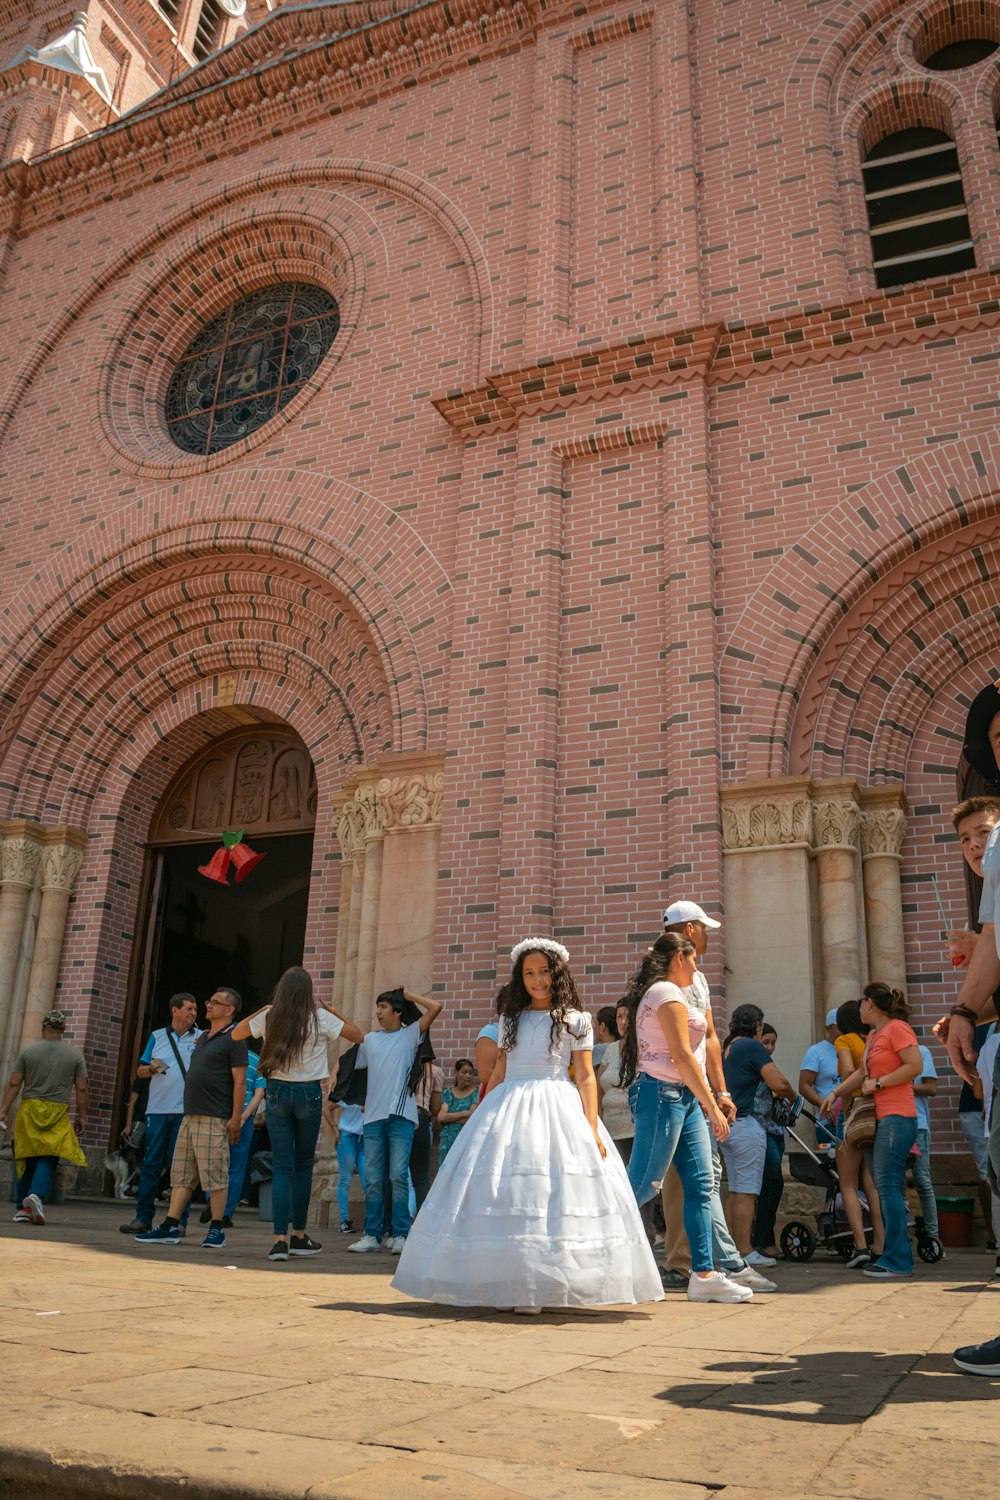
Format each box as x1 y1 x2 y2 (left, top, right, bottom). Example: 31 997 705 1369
620 933 750 1304
829 981 922 1279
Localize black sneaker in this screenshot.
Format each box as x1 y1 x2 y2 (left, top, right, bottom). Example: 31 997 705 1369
845 1248 871 1269
221 1216 234 1229
954 1333 1000 1376
199 1205 212 1224
339 1219 354 1234
659 1268 690 1291
268 1240 289 1261
289 1233 322 1257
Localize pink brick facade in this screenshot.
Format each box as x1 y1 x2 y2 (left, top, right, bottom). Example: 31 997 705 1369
0 0 998 1157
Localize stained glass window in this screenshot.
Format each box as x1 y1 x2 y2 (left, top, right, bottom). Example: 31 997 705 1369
165 283 340 455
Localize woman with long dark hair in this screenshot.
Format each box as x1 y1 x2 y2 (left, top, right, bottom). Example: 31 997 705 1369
823 982 922 1278
392 938 662 1310
234 967 363 1262
620 933 751 1304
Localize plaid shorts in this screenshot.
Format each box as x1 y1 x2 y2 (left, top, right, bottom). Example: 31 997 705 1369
170 1115 230 1193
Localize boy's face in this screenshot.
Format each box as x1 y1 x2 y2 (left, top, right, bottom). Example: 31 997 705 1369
957 810 1000 876
375 999 402 1031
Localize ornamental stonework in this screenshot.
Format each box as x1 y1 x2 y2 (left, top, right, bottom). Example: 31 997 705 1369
0 835 42 891
860 808 908 857
721 796 812 851
812 798 861 851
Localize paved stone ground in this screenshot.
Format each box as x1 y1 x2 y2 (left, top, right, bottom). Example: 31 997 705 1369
1 1200 997 1500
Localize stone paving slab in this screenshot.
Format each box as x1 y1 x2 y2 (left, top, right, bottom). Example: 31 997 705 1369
1 1200 998 1500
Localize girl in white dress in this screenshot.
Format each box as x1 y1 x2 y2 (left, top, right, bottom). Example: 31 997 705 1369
391 938 663 1310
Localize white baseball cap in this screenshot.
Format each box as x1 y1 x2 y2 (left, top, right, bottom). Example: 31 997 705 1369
662 900 721 930
825 1008 839 1027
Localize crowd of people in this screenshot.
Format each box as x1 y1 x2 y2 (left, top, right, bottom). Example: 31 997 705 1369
5 683 1000 1378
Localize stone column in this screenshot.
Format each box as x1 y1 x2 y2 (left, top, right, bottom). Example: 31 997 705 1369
859 787 908 992
372 756 444 1001
353 778 386 1023
812 779 866 1019
0 824 43 1087
721 777 818 1071
19 831 88 1049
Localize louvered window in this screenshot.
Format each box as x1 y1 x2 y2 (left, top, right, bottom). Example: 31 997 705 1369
862 127 974 288
192 0 223 61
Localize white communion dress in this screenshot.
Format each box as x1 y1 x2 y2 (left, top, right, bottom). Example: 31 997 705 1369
391 1008 664 1308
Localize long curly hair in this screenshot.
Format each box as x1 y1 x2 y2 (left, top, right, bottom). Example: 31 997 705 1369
257 966 319 1077
618 933 696 1088
500 947 581 1055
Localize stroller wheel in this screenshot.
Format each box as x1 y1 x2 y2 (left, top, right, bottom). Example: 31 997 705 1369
780 1221 816 1261
917 1234 944 1264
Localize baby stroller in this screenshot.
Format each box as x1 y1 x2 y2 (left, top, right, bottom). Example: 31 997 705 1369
779 1103 943 1264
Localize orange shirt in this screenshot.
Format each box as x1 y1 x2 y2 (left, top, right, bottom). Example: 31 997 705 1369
866 1019 918 1119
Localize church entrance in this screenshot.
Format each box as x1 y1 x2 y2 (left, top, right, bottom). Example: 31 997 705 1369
115 726 316 1130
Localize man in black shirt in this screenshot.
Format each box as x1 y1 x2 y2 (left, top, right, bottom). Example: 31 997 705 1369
136 988 247 1250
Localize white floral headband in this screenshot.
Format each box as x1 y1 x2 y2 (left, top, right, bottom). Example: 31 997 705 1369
510 937 570 968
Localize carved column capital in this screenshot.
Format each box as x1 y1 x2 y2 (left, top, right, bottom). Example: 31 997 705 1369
0 833 42 890
39 841 86 893
333 795 365 861
355 781 388 843
376 770 445 832
721 778 812 851
812 798 860 851
860 807 907 858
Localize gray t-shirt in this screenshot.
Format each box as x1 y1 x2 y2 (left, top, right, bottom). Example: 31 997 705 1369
355 1024 421 1125
15 1040 87 1103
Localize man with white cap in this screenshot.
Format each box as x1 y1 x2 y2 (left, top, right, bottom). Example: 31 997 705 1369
659 901 778 1290
799 1010 841 1152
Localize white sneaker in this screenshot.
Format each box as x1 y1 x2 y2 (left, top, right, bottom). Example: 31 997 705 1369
23 1193 45 1225
12 1209 31 1223
347 1234 383 1253
688 1271 753 1304
732 1265 777 1293
386 1235 406 1254
746 1249 776 1268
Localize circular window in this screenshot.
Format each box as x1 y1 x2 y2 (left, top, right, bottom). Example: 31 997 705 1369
923 37 999 68
164 283 340 455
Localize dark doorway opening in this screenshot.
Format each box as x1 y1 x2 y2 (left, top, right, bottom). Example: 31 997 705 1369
114 830 312 1136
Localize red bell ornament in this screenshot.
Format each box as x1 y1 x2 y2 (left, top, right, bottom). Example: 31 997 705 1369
229 840 266 883
198 846 232 884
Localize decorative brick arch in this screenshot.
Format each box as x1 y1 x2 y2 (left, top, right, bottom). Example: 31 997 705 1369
0 158 493 449
0 468 453 805
722 434 1000 780
789 522 1000 782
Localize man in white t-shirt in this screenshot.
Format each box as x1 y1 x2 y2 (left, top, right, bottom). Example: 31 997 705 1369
348 984 443 1255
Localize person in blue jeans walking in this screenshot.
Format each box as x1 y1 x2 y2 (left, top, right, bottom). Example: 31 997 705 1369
120 993 200 1235
619 933 752 1305
330 1100 366 1232
235 967 363 1262
825 982 922 1279
348 985 443 1255
912 1043 940 1246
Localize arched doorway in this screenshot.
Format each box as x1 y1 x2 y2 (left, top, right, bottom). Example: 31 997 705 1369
116 726 316 1125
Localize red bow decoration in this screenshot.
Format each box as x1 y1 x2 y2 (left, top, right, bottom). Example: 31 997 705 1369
198 830 266 885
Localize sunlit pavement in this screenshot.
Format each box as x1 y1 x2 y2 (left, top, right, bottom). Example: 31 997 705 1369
1 1200 997 1499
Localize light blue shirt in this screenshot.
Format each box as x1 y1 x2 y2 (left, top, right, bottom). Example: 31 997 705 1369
355 1023 422 1125
139 1026 201 1115
800 1040 839 1099
914 1044 937 1135
979 823 1000 940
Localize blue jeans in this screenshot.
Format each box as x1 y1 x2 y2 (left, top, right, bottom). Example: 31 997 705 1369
223 1117 256 1222
628 1075 714 1273
336 1130 366 1222
872 1112 917 1273
910 1127 938 1237
16 1155 57 1208
363 1116 416 1241
267 1080 323 1237
136 1113 183 1226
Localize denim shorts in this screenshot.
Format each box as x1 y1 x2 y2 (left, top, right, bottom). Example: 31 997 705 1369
720 1114 767 1193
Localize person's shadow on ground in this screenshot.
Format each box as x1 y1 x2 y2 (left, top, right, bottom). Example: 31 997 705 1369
661 1349 997 1423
